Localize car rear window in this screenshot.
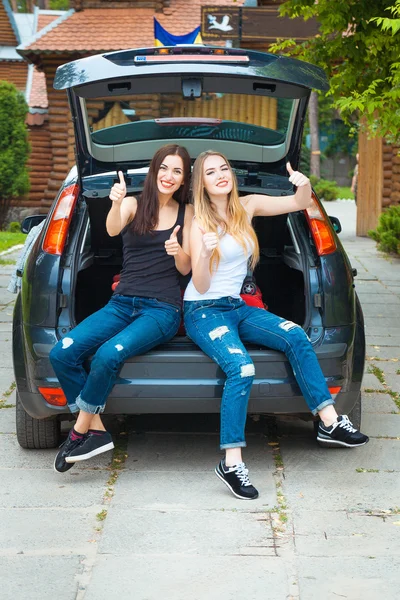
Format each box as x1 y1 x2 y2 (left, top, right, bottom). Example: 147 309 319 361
86 93 294 147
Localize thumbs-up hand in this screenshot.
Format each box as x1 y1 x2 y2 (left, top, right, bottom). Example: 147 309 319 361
286 162 310 187
165 225 181 256
198 225 219 258
110 171 127 204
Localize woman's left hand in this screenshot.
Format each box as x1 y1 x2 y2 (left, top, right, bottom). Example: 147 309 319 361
165 225 182 256
287 162 310 187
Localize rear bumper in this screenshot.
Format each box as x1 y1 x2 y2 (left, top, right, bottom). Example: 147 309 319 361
17 340 361 419
18 390 361 419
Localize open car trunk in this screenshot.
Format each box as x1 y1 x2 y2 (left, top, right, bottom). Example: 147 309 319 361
73 198 308 333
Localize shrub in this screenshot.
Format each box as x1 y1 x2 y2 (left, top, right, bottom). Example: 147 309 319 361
7 221 21 233
310 177 340 202
368 205 400 255
0 81 30 229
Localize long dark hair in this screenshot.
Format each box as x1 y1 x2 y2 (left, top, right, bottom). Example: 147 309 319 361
131 144 191 235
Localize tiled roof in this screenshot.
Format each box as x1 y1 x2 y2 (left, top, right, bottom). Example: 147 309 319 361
20 0 244 54
37 13 63 31
29 67 48 108
0 0 19 46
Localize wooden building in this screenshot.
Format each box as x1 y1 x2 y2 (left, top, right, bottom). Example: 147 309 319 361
1 1 65 214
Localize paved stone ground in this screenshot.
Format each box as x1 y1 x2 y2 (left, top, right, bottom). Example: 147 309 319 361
0 201 399 599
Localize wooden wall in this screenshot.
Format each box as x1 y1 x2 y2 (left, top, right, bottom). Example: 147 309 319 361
26 119 52 209
39 55 80 209
382 142 400 208
0 62 28 92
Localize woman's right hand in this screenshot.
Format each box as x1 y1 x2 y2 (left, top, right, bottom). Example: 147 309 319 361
109 171 127 205
199 226 219 257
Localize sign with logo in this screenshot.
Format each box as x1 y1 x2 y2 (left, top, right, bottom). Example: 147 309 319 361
201 7 240 41
201 6 319 43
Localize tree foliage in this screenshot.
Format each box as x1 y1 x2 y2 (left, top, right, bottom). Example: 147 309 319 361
0 81 30 229
270 0 400 143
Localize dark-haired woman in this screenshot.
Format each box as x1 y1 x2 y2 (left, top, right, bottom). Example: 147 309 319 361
50 144 193 473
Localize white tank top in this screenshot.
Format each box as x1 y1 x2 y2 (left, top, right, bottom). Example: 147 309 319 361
184 232 252 301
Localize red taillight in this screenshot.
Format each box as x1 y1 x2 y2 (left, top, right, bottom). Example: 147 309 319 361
38 387 67 406
42 184 79 255
328 386 342 395
305 194 337 256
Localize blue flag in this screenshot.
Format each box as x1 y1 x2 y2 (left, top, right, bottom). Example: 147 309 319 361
154 18 202 47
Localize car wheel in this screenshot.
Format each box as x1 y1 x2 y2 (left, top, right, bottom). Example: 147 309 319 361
16 392 61 449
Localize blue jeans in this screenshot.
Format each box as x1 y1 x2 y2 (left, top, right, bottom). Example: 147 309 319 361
50 295 181 414
184 297 334 450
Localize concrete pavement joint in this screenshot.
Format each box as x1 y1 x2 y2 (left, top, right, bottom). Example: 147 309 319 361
267 435 300 598
74 428 129 600
0 381 16 408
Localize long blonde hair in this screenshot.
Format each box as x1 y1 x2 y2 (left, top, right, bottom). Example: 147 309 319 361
192 150 259 272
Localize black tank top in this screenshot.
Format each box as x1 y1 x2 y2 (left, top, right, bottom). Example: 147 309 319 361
115 202 186 307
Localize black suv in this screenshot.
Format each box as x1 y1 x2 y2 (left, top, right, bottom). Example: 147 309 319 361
13 46 365 449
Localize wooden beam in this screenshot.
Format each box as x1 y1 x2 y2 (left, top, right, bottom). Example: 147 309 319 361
356 128 382 237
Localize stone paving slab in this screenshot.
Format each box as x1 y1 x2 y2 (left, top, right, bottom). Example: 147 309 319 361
0 408 15 433
0 507 98 554
125 432 274 472
297 556 400 600
358 294 400 305
292 510 400 557
0 373 15 396
362 392 398 414
99 506 276 556
283 471 400 512
355 281 394 293
362 372 386 390
112 469 276 511
0 469 108 508
366 335 400 346
366 346 400 360
85 555 290 600
362 304 400 317
384 373 400 393
378 361 400 374
0 348 14 368
280 437 400 472
1 556 82 600
361 413 400 437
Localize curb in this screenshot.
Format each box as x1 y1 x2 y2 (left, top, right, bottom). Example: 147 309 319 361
0 245 24 257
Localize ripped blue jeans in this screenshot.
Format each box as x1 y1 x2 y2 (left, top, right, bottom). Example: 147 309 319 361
183 297 333 450
50 295 181 414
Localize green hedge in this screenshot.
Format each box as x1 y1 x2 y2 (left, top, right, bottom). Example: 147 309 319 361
309 176 340 202
369 205 400 255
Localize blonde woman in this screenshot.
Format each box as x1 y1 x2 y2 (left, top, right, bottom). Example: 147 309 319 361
184 150 368 500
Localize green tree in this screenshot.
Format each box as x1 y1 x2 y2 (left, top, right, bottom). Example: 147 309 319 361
270 0 400 143
49 0 70 9
0 81 30 229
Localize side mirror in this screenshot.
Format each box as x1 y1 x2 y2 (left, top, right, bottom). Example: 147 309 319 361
329 216 342 234
21 214 47 234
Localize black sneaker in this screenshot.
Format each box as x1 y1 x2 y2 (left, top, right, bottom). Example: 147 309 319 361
54 430 87 473
317 415 369 448
65 430 114 463
215 460 259 500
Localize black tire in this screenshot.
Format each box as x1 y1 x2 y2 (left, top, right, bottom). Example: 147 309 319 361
16 392 61 449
